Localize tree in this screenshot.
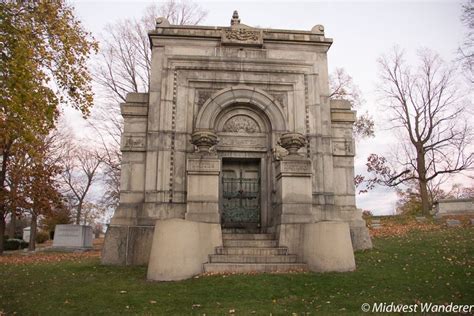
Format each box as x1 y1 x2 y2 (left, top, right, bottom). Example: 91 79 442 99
329 68 375 138
459 0 473 83
0 1 97 254
91 0 208 211
59 144 103 225
364 48 473 215
25 144 63 251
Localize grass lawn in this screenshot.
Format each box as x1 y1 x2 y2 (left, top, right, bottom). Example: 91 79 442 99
1 227 473 315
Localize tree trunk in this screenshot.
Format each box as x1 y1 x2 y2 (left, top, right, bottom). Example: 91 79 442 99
419 179 430 216
28 213 37 251
416 146 431 216
0 215 5 255
8 211 16 238
75 202 82 224
0 149 9 255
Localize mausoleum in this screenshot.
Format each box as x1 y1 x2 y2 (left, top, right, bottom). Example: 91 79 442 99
102 12 372 280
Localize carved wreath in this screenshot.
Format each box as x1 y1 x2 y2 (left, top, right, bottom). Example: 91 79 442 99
224 29 260 41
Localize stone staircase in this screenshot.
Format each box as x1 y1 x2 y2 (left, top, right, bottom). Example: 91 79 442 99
203 231 308 273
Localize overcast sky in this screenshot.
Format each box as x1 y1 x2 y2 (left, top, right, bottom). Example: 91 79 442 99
70 0 471 215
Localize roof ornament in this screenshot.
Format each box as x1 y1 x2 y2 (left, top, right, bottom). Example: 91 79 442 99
231 10 240 26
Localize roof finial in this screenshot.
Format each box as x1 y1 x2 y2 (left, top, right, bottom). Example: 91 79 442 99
231 10 240 26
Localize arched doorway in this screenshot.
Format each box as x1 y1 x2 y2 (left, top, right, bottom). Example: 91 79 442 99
194 86 287 231
215 106 270 229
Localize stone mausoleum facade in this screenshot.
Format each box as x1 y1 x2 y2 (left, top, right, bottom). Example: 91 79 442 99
102 12 372 280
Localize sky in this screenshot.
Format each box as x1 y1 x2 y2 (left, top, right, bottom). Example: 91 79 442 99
70 0 471 215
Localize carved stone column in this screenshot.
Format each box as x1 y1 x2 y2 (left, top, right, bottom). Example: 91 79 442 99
275 133 313 223
185 130 221 223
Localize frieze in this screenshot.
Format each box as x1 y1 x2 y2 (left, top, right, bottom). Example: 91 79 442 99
278 160 312 174
122 134 146 151
187 159 221 172
218 135 267 149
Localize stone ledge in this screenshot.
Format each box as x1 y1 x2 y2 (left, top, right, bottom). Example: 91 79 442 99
330 109 356 123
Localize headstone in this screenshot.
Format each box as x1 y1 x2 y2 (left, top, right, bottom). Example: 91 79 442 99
446 219 461 227
370 219 382 229
415 216 427 223
471 218 474 226
52 224 93 249
22 227 31 242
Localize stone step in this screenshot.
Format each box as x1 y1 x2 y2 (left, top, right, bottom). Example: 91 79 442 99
209 254 298 263
215 246 288 256
223 239 278 248
203 263 308 273
222 233 275 240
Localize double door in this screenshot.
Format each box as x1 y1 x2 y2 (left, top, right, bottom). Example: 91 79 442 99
221 159 260 229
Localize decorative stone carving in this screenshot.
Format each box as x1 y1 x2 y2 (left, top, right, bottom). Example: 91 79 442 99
272 146 288 161
122 134 146 151
223 115 260 133
221 11 263 46
219 135 267 151
278 132 307 155
230 10 240 26
190 130 218 153
270 92 286 108
196 89 215 109
279 160 312 174
156 17 170 28
224 28 260 41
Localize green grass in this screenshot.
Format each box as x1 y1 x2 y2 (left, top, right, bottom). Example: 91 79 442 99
1 228 473 315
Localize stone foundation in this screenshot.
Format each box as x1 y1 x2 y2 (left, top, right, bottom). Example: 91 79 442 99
349 220 372 251
147 219 222 281
277 221 356 272
101 225 154 265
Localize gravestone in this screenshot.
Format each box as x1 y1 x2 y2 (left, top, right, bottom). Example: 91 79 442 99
446 219 461 227
22 227 30 242
370 219 382 229
415 216 427 223
434 199 474 216
52 225 93 249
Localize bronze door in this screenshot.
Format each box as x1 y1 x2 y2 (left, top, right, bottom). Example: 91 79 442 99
221 159 260 228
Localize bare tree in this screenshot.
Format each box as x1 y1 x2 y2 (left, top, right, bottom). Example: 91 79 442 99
94 1 207 103
365 48 473 215
329 68 375 138
459 0 473 83
90 0 208 211
59 143 103 225
157 0 207 25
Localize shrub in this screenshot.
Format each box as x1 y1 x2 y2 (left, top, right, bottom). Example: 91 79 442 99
4 238 29 251
35 231 49 244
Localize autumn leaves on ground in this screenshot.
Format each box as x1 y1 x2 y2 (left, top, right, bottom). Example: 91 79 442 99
1 218 473 315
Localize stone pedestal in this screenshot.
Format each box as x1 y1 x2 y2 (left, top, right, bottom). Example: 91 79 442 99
185 130 221 223
275 158 313 223
303 221 356 272
52 225 93 249
147 218 222 281
185 156 221 223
